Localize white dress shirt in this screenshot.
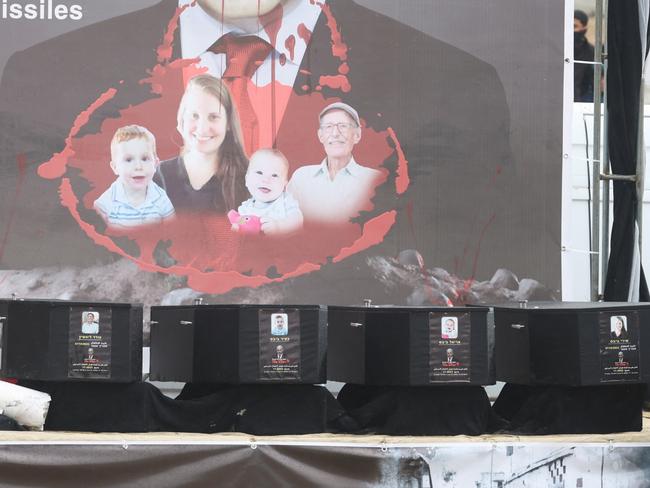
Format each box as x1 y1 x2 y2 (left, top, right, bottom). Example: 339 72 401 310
82 321 99 334
287 157 382 224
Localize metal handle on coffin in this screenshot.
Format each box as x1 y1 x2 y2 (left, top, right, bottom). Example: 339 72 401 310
180 320 193 325
510 323 526 330
350 322 363 328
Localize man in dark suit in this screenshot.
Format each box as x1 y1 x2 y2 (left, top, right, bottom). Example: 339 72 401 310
0 0 512 303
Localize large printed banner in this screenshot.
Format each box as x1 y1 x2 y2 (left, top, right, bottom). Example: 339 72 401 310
0 441 648 487
0 0 564 306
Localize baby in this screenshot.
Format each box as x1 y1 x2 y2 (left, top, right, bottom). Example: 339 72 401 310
232 149 303 235
94 125 174 228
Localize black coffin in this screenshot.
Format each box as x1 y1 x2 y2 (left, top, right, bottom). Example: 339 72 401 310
0 299 142 382
327 306 494 386
149 305 327 384
494 302 650 385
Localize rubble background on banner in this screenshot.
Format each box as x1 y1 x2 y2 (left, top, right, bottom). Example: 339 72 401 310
0 250 557 342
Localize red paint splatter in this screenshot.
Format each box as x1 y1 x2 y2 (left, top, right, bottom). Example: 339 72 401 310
247 79 294 150
455 160 504 276
406 201 415 237
490 164 503 186
285 35 296 61
314 3 351 93
318 75 351 92
298 23 312 45
261 3 283 48
302 84 309 91
47 72 398 294
142 58 204 95
260 3 284 148
469 213 497 283
59 178 272 294
279 53 287 66
38 87 117 180
59 178 136 258
388 127 410 194
157 4 191 63
34 2 409 295
333 211 396 263
318 3 347 61
0 154 28 262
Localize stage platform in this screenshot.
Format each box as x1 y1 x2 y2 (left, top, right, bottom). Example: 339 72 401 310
1 414 649 487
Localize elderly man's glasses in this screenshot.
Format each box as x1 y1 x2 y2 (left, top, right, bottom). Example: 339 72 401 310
319 122 357 133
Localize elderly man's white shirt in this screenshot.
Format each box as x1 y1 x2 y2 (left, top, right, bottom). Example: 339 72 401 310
287 157 381 224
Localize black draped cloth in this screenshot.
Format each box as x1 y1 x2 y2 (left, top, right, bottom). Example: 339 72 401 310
493 383 645 434
604 2 650 301
19 381 355 434
337 384 505 436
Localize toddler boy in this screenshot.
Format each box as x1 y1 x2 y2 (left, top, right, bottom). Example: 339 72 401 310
94 125 174 227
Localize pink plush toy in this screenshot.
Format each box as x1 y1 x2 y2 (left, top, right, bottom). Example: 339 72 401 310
227 210 262 234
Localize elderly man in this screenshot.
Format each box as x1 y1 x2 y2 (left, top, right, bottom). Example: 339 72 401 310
287 102 382 225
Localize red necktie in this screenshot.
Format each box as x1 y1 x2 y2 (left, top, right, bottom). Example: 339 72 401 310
211 34 273 156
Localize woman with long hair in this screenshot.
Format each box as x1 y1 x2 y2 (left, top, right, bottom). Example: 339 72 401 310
156 74 248 213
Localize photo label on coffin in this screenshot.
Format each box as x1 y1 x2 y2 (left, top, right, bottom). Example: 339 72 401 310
600 312 640 382
68 307 112 379
429 312 471 383
258 308 301 381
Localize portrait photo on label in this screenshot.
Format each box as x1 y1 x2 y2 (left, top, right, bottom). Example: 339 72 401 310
429 311 471 383
81 310 100 335
271 312 289 336
444 347 456 365
258 308 301 381
610 315 629 340
68 307 112 379
599 311 639 382
441 316 458 339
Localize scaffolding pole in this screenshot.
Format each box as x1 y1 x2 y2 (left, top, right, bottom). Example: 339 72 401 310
599 0 610 298
591 0 605 301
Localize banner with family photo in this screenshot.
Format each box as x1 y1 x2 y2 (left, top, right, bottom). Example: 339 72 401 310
0 1 564 308
599 312 640 382
68 307 112 379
